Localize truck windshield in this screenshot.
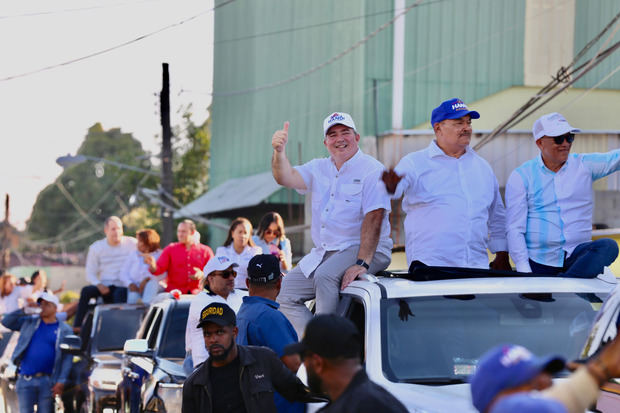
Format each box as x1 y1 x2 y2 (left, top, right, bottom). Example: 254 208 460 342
95 308 144 352
381 292 606 383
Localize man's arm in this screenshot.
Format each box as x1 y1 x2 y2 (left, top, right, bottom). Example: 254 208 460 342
85 242 101 285
487 177 511 271
505 171 532 273
146 247 170 276
1 309 28 331
271 121 307 190
583 149 620 180
267 349 326 403
341 208 385 290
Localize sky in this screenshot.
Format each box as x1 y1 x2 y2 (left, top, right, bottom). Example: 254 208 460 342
0 0 214 230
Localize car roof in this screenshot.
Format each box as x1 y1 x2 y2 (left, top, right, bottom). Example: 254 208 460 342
350 275 616 299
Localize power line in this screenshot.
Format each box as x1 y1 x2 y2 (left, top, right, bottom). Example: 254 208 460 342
211 0 425 97
0 0 236 83
0 0 164 20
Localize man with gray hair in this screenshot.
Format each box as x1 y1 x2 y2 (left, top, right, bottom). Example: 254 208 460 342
271 113 392 337
73 216 137 330
506 113 620 277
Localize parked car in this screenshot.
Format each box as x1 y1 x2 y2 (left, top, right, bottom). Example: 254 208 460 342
61 303 146 413
116 294 192 413
301 266 617 412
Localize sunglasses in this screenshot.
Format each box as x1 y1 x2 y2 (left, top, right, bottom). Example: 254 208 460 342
214 270 237 279
264 229 281 236
549 133 574 145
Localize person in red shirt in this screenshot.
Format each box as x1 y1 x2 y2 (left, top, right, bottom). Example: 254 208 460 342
143 220 214 294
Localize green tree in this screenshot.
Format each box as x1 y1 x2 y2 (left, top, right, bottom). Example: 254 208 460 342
26 123 156 251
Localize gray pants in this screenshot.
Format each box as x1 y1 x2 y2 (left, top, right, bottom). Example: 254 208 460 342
277 245 390 338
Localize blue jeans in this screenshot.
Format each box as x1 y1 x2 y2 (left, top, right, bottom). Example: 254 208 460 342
16 375 53 413
529 238 619 278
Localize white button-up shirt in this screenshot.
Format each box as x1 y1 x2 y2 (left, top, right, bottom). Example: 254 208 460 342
393 140 507 268
185 289 246 367
294 149 392 277
215 244 262 289
506 151 620 272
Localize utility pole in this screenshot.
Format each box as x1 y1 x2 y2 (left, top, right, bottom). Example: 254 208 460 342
1 194 11 271
160 63 174 246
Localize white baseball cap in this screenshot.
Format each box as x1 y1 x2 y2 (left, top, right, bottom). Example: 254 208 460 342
532 113 581 141
37 291 59 307
203 256 238 277
323 112 357 136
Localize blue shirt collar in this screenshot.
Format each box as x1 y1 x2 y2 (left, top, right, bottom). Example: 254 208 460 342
242 295 279 309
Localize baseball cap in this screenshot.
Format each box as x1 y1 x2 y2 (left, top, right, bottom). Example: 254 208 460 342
470 344 565 412
284 314 361 359
532 112 581 141
203 255 238 277
196 302 236 329
247 254 282 284
431 98 480 125
37 291 60 307
323 112 357 135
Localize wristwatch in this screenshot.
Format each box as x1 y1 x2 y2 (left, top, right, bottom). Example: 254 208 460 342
355 259 370 270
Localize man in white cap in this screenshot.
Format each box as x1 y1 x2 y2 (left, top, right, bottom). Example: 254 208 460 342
271 113 392 337
184 255 246 370
1 291 73 413
506 112 620 277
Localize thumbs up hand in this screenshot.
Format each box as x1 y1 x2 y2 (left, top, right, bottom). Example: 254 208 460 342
272 121 289 153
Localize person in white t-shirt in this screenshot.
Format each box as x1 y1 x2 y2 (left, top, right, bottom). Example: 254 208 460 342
215 217 261 290
73 216 137 330
184 255 246 372
271 112 392 337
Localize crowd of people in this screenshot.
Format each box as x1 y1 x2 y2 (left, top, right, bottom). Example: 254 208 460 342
3 97 620 412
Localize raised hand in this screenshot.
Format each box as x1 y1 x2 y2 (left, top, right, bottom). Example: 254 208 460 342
381 169 403 194
272 121 289 152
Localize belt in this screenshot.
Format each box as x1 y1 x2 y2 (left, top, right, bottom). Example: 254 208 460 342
19 372 49 381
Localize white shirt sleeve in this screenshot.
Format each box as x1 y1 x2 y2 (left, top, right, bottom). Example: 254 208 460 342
487 176 508 253
187 296 208 366
361 167 391 215
392 156 414 199
85 241 101 285
505 171 532 272
293 159 316 195
120 253 137 287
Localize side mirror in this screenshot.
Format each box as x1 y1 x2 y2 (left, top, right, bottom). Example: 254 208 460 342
60 335 82 355
124 339 152 356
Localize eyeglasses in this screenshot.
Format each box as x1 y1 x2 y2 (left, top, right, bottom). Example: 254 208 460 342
214 270 237 279
549 133 574 145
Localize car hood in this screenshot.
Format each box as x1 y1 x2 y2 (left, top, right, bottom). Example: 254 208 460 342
385 382 477 413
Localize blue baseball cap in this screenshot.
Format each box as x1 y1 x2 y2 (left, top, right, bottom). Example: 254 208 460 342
431 98 480 125
470 344 565 412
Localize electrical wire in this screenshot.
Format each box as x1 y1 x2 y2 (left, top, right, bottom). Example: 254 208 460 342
0 0 165 20
0 0 236 83
211 0 425 97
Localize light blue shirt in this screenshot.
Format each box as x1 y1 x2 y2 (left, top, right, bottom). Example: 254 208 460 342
506 150 620 271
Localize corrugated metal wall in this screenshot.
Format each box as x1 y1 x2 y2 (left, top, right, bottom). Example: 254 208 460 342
573 0 620 90
211 0 528 191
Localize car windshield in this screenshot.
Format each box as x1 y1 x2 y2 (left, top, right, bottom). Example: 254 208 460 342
157 304 189 359
381 292 606 384
94 308 144 352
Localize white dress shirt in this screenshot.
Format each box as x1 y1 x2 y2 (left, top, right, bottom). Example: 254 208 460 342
185 289 246 367
506 151 620 272
294 149 393 277
214 244 262 289
393 140 507 268
120 250 164 287
85 236 137 286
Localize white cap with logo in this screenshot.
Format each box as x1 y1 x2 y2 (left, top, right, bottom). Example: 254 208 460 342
37 291 60 307
323 112 357 136
532 112 581 141
203 256 239 277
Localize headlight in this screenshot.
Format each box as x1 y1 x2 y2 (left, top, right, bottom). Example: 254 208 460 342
89 368 122 391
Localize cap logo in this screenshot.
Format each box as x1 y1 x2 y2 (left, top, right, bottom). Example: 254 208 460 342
451 100 467 111
256 263 262 268
217 256 229 264
201 306 224 319
328 113 345 123
500 346 532 367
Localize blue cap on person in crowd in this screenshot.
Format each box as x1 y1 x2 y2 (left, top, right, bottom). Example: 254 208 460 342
470 344 565 412
431 98 480 125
